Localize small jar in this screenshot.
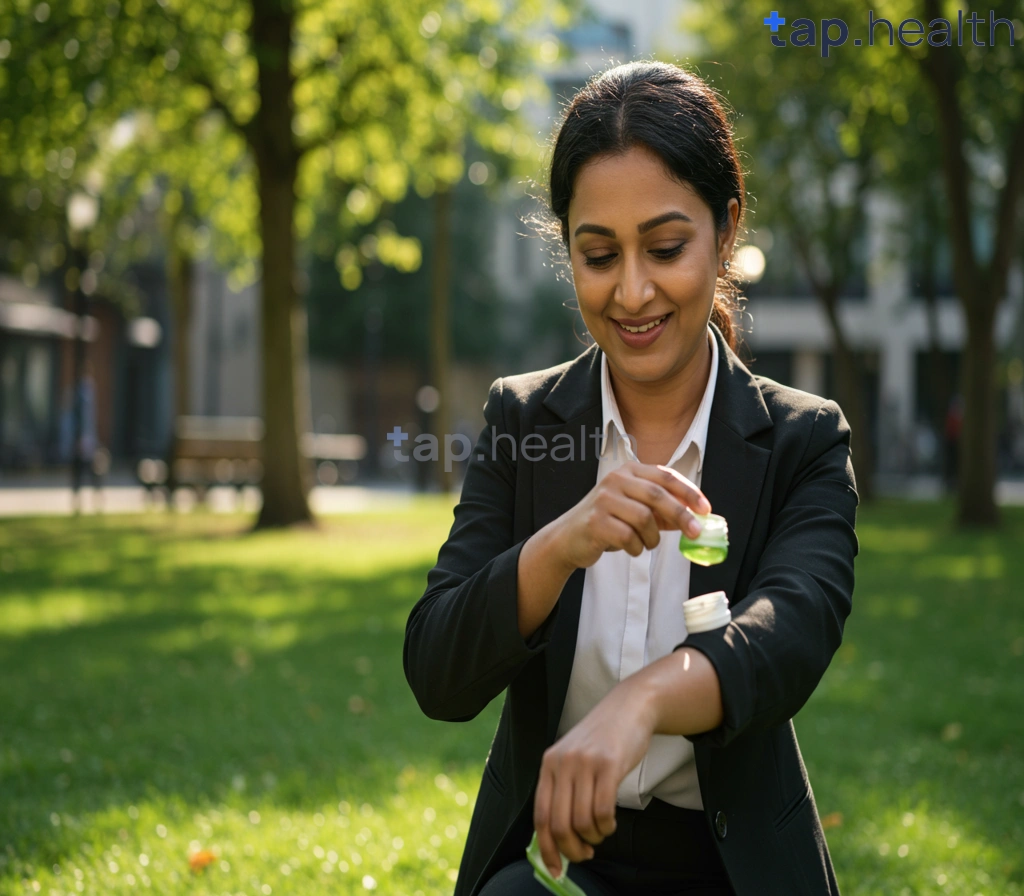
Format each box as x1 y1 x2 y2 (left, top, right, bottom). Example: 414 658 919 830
678 512 729 567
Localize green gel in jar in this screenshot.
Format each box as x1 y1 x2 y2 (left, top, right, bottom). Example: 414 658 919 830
679 513 729 567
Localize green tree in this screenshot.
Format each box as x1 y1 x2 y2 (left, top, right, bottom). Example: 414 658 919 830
304 165 508 483
306 178 503 366
900 0 1024 526
1 0 568 525
687 0 1024 523
684 0 887 500
880 95 954 475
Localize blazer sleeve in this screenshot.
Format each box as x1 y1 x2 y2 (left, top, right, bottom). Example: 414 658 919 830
678 398 859 749
403 377 556 722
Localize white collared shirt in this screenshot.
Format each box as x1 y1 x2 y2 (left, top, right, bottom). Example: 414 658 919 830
555 326 719 811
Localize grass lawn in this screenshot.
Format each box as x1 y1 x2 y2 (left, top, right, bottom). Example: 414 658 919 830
0 498 1021 896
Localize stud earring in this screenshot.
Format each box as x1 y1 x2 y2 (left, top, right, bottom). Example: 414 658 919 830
722 260 731 272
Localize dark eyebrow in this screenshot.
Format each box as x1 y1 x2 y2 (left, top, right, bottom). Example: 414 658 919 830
573 211 694 239
638 211 694 234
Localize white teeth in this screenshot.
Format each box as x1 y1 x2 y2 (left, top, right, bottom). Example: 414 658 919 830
619 314 667 333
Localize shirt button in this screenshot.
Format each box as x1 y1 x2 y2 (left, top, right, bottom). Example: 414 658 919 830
714 810 728 840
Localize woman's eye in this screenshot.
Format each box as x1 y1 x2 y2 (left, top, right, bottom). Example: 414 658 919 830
652 242 687 259
582 243 687 268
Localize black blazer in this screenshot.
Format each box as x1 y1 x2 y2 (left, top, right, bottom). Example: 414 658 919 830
404 323 860 896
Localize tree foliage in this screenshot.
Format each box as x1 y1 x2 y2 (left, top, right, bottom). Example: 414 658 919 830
683 0 1024 519
0 0 573 525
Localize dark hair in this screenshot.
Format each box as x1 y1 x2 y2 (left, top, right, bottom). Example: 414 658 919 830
542 60 748 352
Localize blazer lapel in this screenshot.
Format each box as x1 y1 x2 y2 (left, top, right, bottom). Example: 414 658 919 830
689 327 773 602
531 342 603 742
532 325 773 744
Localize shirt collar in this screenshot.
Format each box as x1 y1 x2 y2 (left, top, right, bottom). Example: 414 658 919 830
599 326 719 475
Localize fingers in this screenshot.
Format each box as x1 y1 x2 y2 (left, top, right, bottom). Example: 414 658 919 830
592 768 619 839
615 468 706 539
627 475 697 537
550 765 594 864
536 751 598 877
590 462 712 559
598 493 660 553
651 464 712 515
570 770 602 849
533 763 561 878
599 522 638 557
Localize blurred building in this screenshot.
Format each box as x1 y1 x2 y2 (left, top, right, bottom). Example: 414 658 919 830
0 274 87 469
0 270 165 476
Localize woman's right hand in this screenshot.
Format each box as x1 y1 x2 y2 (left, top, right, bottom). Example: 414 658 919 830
552 462 712 570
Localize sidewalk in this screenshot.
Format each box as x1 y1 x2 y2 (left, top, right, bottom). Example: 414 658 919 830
873 473 1024 505
0 474 1021 518
0 480 423 517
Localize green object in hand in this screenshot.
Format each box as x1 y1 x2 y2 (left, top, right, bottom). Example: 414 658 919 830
526 832 589 896
680 544 729 566
678 512 729 567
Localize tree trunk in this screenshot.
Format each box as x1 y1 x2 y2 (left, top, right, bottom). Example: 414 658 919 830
168 239 193 420
430 187 453 493
781 196 875 500
820 290 874 501
167 228 193 494
957 297 1000 526
917 185 952 460
921 283 955 488
250 0 313 528
921 268 948 436
916 2 1024 527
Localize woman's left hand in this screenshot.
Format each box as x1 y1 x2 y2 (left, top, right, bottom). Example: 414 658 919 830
532 676 658 878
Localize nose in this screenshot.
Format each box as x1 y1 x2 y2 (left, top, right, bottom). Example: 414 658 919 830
615 250 655 312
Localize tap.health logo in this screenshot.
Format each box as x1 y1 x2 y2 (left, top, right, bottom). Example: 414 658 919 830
763 9 1018 56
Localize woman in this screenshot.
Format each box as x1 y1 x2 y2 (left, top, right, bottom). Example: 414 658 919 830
404 61 859 896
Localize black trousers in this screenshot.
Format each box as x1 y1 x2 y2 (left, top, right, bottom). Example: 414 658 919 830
477 798 735 896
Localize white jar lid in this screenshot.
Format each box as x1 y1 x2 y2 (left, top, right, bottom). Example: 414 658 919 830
683 590 731 633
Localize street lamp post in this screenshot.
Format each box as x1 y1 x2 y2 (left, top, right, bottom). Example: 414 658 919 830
66 192 99 513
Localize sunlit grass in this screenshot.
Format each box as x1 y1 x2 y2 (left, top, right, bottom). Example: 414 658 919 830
802 500 1024 896
0 498 1022 895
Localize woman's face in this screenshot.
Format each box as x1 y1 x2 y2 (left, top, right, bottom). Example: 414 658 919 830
567 144 739 385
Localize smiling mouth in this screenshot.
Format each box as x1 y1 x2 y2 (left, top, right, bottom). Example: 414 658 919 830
615 313 670 334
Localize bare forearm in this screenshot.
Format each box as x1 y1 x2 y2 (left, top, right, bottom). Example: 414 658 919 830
631 648 724 737
516 521 577 639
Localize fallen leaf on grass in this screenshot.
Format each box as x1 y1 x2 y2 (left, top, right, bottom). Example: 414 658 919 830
819 812 843 830
189 849 217 872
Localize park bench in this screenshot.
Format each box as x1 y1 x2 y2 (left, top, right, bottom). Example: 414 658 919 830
136 416 367 504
